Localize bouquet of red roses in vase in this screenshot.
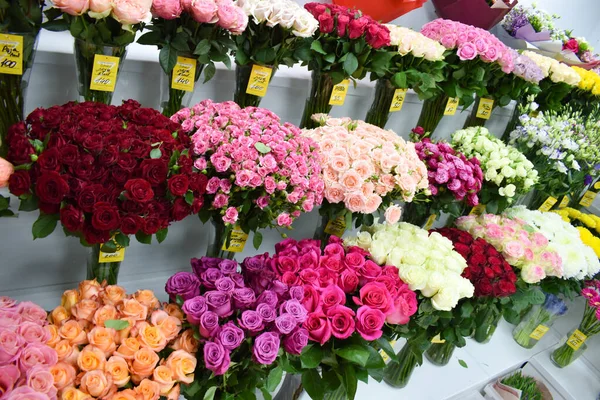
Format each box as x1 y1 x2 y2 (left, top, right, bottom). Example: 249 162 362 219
6 100 206 284
171 100 324 258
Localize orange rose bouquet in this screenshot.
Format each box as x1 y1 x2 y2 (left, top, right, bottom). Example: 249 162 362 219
46 280 199 399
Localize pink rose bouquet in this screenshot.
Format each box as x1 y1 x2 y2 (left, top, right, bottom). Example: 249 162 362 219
299 3 392 128
0 297 59 400
138 0 248 116
172 100 324 256
257 236 417 400
302 115 428 241
165 256 310 399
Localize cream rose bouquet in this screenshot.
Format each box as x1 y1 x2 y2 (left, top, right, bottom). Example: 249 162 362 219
303 115 428 242
451 127 538 213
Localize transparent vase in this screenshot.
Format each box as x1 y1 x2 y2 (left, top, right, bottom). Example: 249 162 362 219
416 93 450 135
401 202 431 228
299 69 335 129
365 78 396 128
512 293 568 349
550 328 592 368
87 243 121 285
233 62 276 108
473 307 502 344
425 341 455 366
463 96 496 128
207 219 236 259
74 38 127 104
160 56 204 117
383 339 429 388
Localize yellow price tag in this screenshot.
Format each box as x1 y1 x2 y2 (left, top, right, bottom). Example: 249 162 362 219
475 98 494 120
90 55 120 92
595 182 600 190
324 215 347 237
566 329 587 351
222 226 248 253
99 239 126 263
431 334 446 344
469 204 486 216
389 88 407 112
558 195 570 209
0 34 23 75
246 64 272 97
171 56 196 92
444 97 459 116
538 196 557 212
579 191 597 208
380 340 396 363
424 214 437 230
528 325 549 341
329 80 350 106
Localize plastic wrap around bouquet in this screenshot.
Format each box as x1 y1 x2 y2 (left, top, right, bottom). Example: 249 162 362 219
332 0 428 23
431 0 517 31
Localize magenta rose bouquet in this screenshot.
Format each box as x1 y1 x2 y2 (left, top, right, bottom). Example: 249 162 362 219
138 0 248 116
165 257 309 399
172 100 324 257
256 237 418 400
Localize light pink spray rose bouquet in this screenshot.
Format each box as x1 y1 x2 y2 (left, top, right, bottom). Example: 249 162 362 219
171 100 324 256
302 115 429 242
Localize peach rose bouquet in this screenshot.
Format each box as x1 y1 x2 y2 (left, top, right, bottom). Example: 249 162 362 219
46 280 198 399
0 156 15 217
302 115 428 242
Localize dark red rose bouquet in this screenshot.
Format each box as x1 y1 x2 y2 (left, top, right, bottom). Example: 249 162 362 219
6 100 207 283
424 227 518 365
245 236 417 400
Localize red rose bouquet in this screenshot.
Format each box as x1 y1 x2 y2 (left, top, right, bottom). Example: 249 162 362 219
6 100 206 284
258 236 418 400
299 3 392 128
426 228 517 364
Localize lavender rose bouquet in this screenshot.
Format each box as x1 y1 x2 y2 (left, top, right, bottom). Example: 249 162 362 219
165 256 310 399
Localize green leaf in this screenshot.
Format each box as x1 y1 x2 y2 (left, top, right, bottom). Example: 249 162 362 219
343 363 357 400
300 344 323 369
266 366 283 392
150 148 162 159
235 49 250 65
175 295 184 307
391 72 407 88
335 344 370 367
185 191 194 206
461 302 474 318
42 19 69 31
365 346 386 369
100 240 117 253
458 359 468 368
159 45 178 74
259 388 272 400
376 338 398 362
194 39 211 56
355 368 368 384
453 68 466 80
32 213 58 239
18 195 38 211
137 30 163 46
255 48 276 64
310 40 327 55
203 63 216 83
135 231 152 245
115 233 130 248
156 228 168 244
323 53 336 63
254 142 271 154
253 231 263 249
343 53 358 76
302 370 324 400
203 386 217 400
104 319 130 330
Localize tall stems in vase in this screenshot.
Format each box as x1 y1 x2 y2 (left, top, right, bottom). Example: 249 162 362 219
512 293 568 349
383 338 429 388
463 96 494 128
425 341 455 366
87 244 122 285
160 60 204 116
233 63 277 108
207 219 236 260
502 100 522 141
416 94 449 135
473 304 502 344
365 78 396 128
300 70 335 129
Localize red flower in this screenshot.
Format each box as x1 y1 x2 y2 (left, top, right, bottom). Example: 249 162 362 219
91 202 120 231
60 205 85 232
120 214 142 235
168 174 190 197
37 147 61 171
563 38 579 54
35 171 69 204
124 179 154 203
365 23 391 49
172 198 192 221
8 170 31 196
348 16 369 39
336 14 350 37
142 217 161 235
318 12 334 34
140 159 168 186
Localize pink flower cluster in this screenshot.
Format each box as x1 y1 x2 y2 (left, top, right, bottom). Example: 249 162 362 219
303 116 428 214
152 0 248 34
421 18 515 73
172 100 324 227
245 237 418 344
0 297 58 400
456 214 562 284
582 280 600 321
415 138 483 206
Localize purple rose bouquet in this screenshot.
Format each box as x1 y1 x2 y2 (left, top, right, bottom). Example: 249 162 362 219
165 256 310 399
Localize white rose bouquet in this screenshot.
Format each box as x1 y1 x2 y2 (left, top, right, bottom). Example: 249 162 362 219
452 127 538 213
232 0 318 107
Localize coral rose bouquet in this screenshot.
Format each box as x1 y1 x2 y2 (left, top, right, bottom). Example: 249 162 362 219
0 297 59 399
0 156 15 217
260 237 418 400
298 3 391 128
232 0 318 108
365 25 447 128
165 256 310 399
43 0 152 104
6 101 205 284
346 222 474 388
172 100 324 258
138 0 247 116
302 115 428 242
46 280 195 399
451 127 538 213
417 18 514 134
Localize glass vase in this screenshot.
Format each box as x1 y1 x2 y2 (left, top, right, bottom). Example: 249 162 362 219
0 31 39 158
551 328 592 368
416 93 450 135
233 62 276 108
383 339 429 388
207 219 236 259
528 189 557 211
87 244 121 285
473 307 502 344
299 69 335 129
365 78 396 128
74 38 127 104
323 385 346 400
160 56 204 117
463 96 495 128
425 341 455 366
512 293 568 349
401 202 431 228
